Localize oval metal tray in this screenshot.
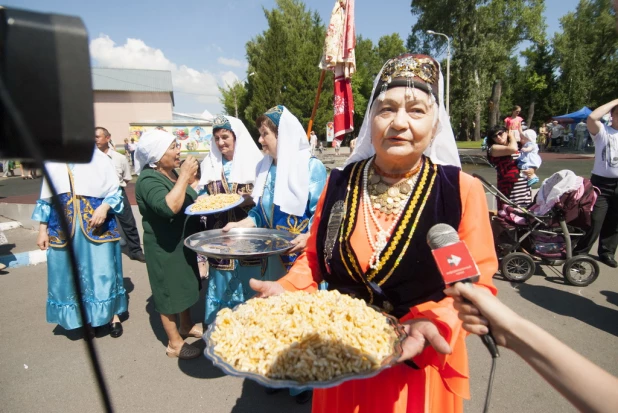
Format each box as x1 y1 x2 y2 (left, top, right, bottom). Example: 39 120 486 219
184 196 244 216
184 228 296 259
202 302 407 390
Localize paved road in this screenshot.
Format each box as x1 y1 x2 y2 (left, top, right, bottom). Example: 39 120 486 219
0 254 616 413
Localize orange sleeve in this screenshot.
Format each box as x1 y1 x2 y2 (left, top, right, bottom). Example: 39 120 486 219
400 171 499 399
276 179 331 292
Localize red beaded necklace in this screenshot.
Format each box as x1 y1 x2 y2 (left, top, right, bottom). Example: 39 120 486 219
373 160 422 179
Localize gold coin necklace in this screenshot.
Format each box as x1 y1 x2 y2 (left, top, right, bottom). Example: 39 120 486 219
362 158 421 270
366 162 420 216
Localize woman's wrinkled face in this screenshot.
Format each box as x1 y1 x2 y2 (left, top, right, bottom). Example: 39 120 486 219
214 129 236 161
371 87 436 164
258 124 278 159
157 141 181 171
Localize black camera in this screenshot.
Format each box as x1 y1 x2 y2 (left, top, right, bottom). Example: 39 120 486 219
0 7 95 162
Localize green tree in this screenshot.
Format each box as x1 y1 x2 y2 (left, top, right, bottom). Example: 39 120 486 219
552 0 618 113
377 33 407 62
240 0 333 140
512 41 557 127
219 82 249 119
407 0 545 140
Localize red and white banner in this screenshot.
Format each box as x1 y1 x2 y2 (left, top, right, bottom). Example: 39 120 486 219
320 0 355 139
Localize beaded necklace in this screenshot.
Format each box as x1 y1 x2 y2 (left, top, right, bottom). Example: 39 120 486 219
362 158 422 269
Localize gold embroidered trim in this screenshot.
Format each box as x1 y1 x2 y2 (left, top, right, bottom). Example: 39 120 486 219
367 161 433 279
378 164 438 286
337 158 437 300
338 160 370 298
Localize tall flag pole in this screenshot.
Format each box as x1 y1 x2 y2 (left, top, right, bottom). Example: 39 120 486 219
307 0 356 142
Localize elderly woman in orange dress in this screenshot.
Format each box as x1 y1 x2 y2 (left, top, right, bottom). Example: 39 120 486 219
249 54 499 413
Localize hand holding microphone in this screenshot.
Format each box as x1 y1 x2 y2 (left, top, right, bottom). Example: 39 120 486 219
427 223 500 359
444 283 514 348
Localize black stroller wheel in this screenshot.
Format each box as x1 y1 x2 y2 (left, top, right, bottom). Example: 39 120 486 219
500 252 535 282
562 256 600 286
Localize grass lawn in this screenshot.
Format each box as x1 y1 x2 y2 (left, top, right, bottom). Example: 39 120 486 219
456 140 483 149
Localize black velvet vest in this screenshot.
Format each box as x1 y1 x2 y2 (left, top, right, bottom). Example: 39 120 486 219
316 157 462 318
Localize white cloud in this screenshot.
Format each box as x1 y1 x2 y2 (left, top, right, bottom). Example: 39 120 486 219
220 71 240 88
90 35 174 71
89 34 222 108
217 57 245 68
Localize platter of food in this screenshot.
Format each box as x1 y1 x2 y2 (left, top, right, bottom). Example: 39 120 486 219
203 290 406 390
185 193 244 215
184 228 297 259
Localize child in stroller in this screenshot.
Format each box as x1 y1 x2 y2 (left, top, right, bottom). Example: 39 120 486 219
474 170 600 286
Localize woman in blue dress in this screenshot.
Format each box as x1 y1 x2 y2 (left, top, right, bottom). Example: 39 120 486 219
198 115 264 324
223 105 327 404
33 147 127 338
224 105 327 283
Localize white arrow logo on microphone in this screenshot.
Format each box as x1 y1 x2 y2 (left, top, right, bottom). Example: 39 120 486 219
447 255 461 267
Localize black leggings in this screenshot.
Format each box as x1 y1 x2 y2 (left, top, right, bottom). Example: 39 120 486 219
574 174 618 258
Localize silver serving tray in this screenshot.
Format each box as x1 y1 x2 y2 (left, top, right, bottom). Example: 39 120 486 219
202 302 407 390
184 196 244 216
184 228 296 259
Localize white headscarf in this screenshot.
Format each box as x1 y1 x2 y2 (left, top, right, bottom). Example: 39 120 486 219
134 130 176 174
346 57 460 168
252 107 311 217
199 116 263 186
40 146 119 199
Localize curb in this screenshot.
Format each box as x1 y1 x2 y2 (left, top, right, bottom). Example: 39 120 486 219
0 221 21 231
0 249 47 269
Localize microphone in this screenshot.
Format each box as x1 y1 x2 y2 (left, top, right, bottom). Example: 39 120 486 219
427 223 500 359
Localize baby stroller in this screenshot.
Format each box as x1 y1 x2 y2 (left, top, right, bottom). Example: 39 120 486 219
474 171 600 286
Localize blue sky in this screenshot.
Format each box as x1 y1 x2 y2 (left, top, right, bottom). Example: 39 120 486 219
8 0 579 115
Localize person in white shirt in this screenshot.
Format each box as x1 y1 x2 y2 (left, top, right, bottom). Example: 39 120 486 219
310 131 318 155
573 99 618 268
574 120 588 151
128 138 138 166
95 127 145 262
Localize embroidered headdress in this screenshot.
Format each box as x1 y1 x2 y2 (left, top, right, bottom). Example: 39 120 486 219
372 54 440 104
212 114 233 132
264 105 284 128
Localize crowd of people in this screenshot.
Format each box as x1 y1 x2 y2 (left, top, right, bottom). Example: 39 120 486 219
29 53 618 412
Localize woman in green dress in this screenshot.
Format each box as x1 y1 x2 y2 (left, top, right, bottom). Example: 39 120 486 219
134 130 203 360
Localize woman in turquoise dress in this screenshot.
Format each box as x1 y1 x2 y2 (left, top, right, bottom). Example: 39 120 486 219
33 147 127 337
223 105 327 404
198 115 263 324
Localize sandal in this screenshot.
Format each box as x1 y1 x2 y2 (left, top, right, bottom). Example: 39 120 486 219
166 343 201 360
179 323 204 338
